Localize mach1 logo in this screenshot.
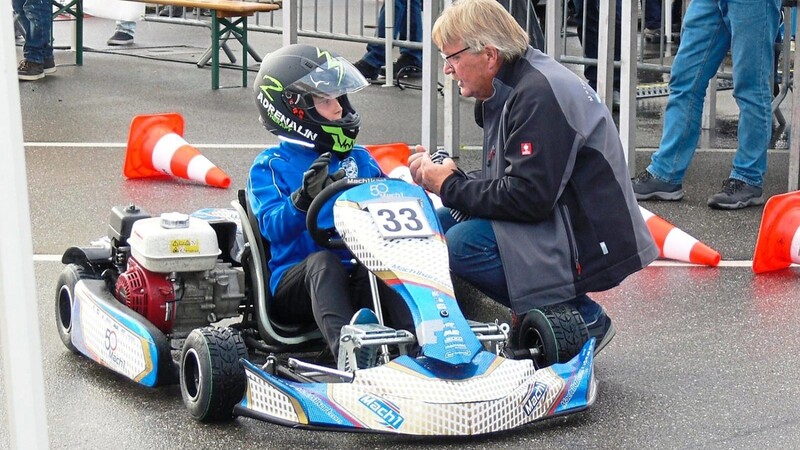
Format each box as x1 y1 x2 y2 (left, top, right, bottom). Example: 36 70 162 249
359 394 405 430
522 381 548 416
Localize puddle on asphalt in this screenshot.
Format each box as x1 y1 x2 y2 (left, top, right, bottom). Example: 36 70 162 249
624 101 791 150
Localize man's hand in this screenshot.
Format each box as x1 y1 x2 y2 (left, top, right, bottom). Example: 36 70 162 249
291 152 337 212
408 145 457 195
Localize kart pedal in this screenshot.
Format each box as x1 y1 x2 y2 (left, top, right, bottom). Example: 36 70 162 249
467 320 511 355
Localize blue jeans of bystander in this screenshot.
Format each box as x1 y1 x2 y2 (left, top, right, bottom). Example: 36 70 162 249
362 0 423 69
116 20 136 35
12 0 53 64
647 0 780 188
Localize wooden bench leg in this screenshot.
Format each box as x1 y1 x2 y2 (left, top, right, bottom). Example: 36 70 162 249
208 13 255 90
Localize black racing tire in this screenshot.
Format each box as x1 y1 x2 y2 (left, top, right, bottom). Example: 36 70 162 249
513 304 589 368
180 327 249 422
55 263 97 354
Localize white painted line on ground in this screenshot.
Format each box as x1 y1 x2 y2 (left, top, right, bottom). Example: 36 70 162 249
34 255 63 262
31 253 786 268
460 146 791 154
22 142 791 153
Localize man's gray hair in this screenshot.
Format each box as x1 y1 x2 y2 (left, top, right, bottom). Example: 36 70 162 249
432 0 529 60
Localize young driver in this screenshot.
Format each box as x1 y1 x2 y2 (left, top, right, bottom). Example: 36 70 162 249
247 44 413 361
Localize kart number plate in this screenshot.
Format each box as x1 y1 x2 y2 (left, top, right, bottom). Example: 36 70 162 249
366 200 434 239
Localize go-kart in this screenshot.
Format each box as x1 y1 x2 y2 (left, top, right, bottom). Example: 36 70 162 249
55 173 597 435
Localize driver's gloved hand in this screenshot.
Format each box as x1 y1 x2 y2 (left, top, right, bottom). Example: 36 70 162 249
291 152 343 212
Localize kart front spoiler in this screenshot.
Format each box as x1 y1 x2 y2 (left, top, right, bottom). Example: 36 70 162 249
234 339 596 435
69 279 176 387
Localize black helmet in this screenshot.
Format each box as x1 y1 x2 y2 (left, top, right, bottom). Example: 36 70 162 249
254 44 369 154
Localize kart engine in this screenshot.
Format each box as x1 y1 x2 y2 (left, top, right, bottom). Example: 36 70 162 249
112 212 245 337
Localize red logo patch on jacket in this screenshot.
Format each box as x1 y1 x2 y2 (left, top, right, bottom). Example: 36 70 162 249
521 142 533 156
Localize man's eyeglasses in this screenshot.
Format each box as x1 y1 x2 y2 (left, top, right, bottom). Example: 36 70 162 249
440 46 471 70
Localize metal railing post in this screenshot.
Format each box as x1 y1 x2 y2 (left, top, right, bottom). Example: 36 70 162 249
421 0 439 152
620 0 638 170
597 0 616 109
282 0 297 46
441 0 460 157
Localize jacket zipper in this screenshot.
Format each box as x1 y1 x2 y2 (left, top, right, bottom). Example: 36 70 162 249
560 204 582 278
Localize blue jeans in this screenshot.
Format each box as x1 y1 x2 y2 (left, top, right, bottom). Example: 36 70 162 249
643 0 661 30
648 0 780 188
13 0 53 63
116 20 137 35
362 0 422 68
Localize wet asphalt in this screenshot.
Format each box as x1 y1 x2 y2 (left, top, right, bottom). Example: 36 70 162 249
2 13 800 450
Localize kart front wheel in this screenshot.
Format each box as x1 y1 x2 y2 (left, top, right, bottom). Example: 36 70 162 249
55 263 96 353
180 327 249 422
513 304 589 368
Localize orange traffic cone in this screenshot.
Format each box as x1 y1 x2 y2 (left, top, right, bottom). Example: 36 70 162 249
123 113 231 189
752 191 800 273
365 142 412 181
639 206 721 267
365 143 444 209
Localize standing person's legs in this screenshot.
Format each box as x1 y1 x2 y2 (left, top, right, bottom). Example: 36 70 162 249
18 0 52 64
361 4 394 70
725 0 780 187
644 0 662 30
108 20 136 46
397 0 422 64
15 0 53 80
647 0 731 184
577 0 622 91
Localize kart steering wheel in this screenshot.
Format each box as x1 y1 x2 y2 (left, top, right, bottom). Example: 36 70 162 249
306 177 381 249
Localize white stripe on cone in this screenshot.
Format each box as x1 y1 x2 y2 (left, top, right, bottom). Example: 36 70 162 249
639 205 720 266
791 228 800 264
661 226 696 262
187 156 216 184
151 133 184 176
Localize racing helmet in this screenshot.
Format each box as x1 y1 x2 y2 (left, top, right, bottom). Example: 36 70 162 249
254 44 369 154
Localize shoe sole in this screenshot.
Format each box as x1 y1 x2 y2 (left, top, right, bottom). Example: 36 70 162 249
44 67 56 75
594 321 616 355
707 195 766 210
634 189 684 201
108 41 134 46
18 73 45 81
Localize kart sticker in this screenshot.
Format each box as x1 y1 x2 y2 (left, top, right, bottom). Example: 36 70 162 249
366 200 434 239
74 283 152 382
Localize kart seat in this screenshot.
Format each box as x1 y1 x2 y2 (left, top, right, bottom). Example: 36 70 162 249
233 189 322 348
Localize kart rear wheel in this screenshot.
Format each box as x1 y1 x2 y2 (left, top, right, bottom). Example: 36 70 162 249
513 304 589 368
180 326 249 422
55 263 97 353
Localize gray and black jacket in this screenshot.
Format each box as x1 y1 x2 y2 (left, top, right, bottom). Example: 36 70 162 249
440 46 658 313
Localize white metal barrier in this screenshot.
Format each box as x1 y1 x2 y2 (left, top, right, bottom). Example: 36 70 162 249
146 0 799 187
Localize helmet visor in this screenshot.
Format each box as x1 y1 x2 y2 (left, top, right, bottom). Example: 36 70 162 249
288 55 369 99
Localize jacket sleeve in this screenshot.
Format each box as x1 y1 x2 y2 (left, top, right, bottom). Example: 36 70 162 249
440 82 578 222
247 153 308 244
